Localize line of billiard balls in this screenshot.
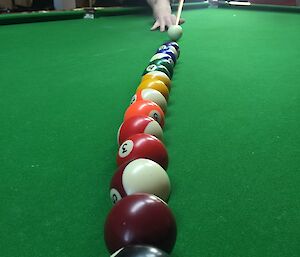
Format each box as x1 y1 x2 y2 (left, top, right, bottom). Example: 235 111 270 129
104 41 181 257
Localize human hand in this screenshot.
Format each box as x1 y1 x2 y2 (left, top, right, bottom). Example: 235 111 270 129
148 0 185 32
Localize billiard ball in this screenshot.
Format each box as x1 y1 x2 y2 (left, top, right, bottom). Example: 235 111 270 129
142 71 171 89
124 100 165 127
131 88 167 113
164 41 180 52
116 133 168 169
110 245 170 257
158 44 179 59
149 59 173 77
117 115 163 145
110 158 171 204
104 193 177 254
136 79 169 101
167 25 183 41
161 42 180 58
150 53 174 67
156 50 177 64
143 64 171 79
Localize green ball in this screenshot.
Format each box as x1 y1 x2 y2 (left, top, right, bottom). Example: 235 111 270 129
149 59 173 77
143 64 171 79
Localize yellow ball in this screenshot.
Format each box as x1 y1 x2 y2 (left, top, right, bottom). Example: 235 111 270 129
137 79 170 101
142 71 171 90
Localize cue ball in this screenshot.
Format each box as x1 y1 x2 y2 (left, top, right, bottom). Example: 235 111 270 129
110 245 170 257
110 158 171 204
117 115 163 145
104 193 177 254
167 25 183 41
124 100 165 128
131 88 167 113
116 133 168 169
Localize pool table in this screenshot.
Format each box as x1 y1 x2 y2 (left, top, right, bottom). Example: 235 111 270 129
1 3 300 257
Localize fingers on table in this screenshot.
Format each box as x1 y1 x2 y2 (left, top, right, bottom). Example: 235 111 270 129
151 15 181 32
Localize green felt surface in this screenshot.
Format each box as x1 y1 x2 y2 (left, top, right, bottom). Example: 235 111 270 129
1 6 300 257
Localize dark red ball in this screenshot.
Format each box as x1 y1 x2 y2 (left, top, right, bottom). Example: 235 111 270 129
110 245 170 257
104 193 177 254
116 133 168 170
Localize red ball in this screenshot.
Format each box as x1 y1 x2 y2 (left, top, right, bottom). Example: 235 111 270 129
124 100 165 128
116 133 168 169
117 115 163 146
104 193 177 254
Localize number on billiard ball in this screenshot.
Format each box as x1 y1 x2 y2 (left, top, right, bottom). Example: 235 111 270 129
116 133 168 170
124 100 165 128
143 64 171 79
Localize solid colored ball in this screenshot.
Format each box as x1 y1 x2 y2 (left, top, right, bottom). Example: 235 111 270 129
150 53 174 67
167 25 183 41
142 71 171 89
124 100 165 128
110 245 170 257
143 64 171 79
117 115 163 146
116 133 168 169
131 88 167 113
110 158 171 204
137 79 169 101
104 193 177 254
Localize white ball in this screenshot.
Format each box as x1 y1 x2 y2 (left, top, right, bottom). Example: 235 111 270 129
167 25 183 41
131 88 167 113
110 158 171 203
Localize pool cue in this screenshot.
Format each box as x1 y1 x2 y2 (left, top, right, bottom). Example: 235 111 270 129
175 0 185 25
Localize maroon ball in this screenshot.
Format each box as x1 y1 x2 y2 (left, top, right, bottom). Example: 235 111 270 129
116 133 168 169
117 115 163 146
104 193 177 254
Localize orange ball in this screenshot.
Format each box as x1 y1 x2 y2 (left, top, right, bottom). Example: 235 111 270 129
124 100 165 128
142 71 171 89
137 79 169 101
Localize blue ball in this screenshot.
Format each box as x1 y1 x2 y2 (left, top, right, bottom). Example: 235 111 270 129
165 41 180 50
157 45 178 59
163 42 180 58
156 50 177 64
150 53 175 67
